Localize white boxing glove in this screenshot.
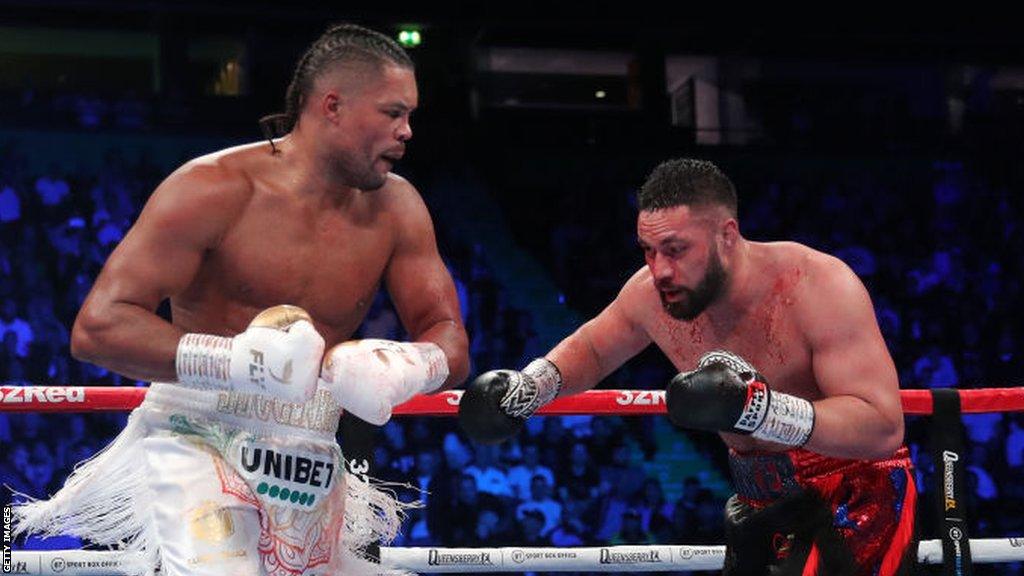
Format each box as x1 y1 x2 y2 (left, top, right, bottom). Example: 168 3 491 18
320 339 449 425
175 305 325 403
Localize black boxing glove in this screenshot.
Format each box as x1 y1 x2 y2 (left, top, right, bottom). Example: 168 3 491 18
458 358 562 444
666 350 815 446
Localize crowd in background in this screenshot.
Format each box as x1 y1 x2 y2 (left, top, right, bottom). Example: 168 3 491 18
2 138 1022 575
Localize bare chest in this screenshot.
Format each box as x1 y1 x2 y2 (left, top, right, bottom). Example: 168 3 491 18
645 284 818 399
181 201 393 341
646 294 821 453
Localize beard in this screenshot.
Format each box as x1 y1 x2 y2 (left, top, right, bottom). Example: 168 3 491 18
355 170 388 191
332 149 389 191
659 248 728 320
346 161 388 191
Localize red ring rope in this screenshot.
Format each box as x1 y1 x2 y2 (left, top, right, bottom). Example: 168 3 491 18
1 386 1022 415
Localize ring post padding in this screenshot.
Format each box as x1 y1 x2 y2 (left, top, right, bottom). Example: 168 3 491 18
929 388 974 576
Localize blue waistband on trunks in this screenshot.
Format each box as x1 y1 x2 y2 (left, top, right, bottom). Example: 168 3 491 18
728 450 804 502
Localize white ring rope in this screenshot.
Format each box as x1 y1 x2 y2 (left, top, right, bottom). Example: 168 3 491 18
8 539 1024 574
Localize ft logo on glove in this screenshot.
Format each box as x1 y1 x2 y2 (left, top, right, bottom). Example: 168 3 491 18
175 304 325 403
176 305 452 425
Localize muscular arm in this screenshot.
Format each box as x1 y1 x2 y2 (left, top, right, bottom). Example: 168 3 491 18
70 162 245 381
548 269 653 396
457 269 651 443
800 256 904 459
383 179 469 389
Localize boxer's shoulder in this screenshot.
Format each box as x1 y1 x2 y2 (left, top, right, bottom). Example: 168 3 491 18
754 241 819 269
371 173 418 206
370 173 433 229
763 243 874 334
622 265 655 297
143 149 254 238
193 139 269 163
618 266 662 319
752 241 852 295
163 145 257 205
787 246 864 300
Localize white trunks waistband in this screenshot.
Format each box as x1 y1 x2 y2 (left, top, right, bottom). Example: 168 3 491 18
144 382 342 442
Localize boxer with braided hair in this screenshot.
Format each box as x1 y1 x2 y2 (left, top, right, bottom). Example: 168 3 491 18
260 23 414 145
14 23 467 576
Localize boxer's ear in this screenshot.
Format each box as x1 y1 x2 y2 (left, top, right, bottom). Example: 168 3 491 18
320 91 343 122
328 93 340 112
720 217 740 248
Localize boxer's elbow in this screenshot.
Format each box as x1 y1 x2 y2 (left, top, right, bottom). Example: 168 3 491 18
450 359 470 388
70 305 111 364
416 318 469 389
862 412 904 459
440 319 470 388
878 415 905 457
445 337 471 388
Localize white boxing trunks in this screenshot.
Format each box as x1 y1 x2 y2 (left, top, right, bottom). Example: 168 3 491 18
12 383 411 576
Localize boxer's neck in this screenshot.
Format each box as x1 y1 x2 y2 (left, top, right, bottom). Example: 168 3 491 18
276 130 362 203
703 237 757 327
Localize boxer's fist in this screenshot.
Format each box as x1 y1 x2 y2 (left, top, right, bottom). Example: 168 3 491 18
320 339 449 426
459 370 532 444
667 363 756 432
666 350 814 446
176 304 325 403
458 358 562 445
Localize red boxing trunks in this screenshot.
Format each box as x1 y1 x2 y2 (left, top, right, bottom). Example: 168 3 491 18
723 446 917 576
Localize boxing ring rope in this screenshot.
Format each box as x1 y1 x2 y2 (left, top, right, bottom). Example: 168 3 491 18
3 385 1024 415
4 385 1024 574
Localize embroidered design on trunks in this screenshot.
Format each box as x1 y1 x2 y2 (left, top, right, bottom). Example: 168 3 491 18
728 452 802 501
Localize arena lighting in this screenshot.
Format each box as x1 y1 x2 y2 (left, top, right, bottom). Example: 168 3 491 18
397 28 421 48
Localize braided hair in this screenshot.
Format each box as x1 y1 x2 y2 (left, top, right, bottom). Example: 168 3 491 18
259 23 414 152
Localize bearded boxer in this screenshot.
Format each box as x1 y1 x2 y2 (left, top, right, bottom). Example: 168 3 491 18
13 23 468 576
460 159 914 575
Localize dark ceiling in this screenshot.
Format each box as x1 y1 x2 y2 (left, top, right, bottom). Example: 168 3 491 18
2 1 1023 64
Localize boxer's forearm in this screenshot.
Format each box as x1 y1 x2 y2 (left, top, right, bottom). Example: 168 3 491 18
71 300 183 382
547 296 650 396
458 317 636 443
546 326 608 396
414 318 469 389
802 395 904 459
